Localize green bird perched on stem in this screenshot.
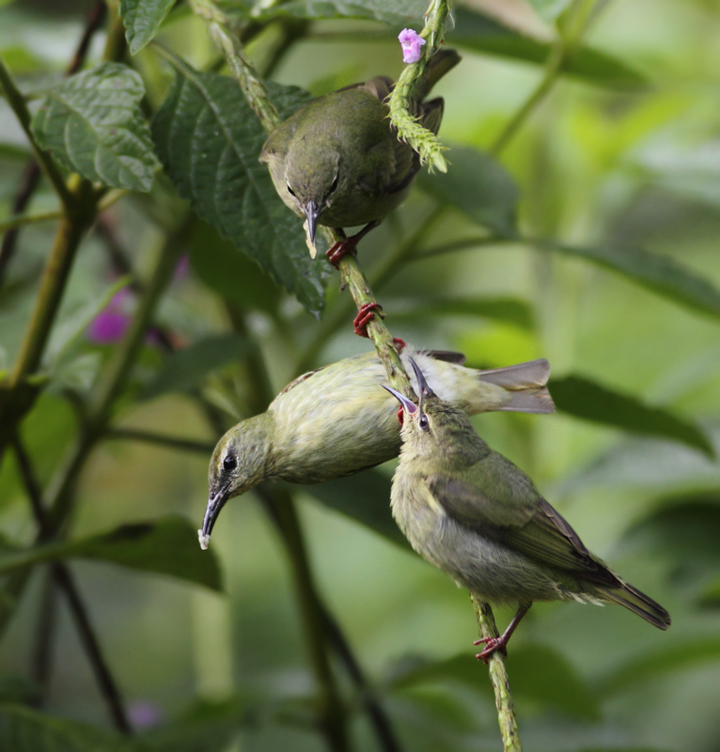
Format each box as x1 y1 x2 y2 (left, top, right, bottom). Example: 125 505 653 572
199 343 553 549
384 360 671 662
260 49 461 267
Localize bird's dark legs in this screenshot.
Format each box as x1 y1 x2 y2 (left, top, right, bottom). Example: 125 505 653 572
353 303 384 337
474 603 531 664
326 220 382 268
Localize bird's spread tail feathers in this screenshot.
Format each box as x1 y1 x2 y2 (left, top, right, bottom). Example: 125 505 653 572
603 582 671 630
478 359 555 414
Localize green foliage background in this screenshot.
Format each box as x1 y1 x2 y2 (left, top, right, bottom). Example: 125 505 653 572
1 0 720 750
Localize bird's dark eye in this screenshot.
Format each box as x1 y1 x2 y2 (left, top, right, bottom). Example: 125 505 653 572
418 414 430 432
330 174 339 193
223 453 237 472
286 182 296 198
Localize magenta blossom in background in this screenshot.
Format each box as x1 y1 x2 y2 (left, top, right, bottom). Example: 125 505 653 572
86 288 132 344
398 28 425 63
127 700 165 730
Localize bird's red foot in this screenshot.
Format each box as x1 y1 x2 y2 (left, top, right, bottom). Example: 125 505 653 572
326 237 359 268
353 303 384 337
474 636 508 664
392 337 406 351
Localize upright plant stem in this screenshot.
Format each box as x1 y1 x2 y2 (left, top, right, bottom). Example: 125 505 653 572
472 597 522 752
10 434 132 734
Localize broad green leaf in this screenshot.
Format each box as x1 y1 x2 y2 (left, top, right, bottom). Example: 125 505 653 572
0 517 222 591
391 296 533 330
597 637 720 697
298 470 409 548
121 0 176 54
152 58 330 318
31 63 158 192
141 333 249 400
550 375 714 458
451 8 646 88
252 4 644 88
417 147 519 237
526 0 573 23
538 240 720 323
190 222 283 314
621 498 720 601
0 704 127 752
389 643 599 719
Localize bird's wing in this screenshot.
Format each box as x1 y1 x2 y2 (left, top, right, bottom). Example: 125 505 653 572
427 457 618 585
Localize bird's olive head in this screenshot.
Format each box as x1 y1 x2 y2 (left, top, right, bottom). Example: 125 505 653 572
201 417 271 547
285 136 344 244
383 359 467 451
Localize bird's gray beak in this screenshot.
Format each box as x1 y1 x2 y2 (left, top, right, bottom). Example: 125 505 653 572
408 358 435 413
198 485 230 550
382 384 418 416
304 200 321 245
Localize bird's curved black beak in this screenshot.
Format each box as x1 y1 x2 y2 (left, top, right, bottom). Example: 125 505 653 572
304 200 321 245
382 384 418 416
408 358 436 413
198 485 230 550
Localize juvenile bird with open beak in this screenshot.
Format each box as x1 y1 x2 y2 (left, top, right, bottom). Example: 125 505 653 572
384 360 670 661
200 345 553 549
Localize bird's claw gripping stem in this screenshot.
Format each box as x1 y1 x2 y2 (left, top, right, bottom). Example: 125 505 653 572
474 636 508 664
353 302 384 337
326 237 359 268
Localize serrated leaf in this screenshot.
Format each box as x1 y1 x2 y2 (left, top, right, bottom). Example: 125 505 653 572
0 517 222 591
298 470 409 548
189 222 283 314
0 704 127 752
31 63 158 192
417 147 519 237
152 58 330 317
389 643 599 719
121 0 176 54
550 375 714 458
141 333 249 401
539 239 720 323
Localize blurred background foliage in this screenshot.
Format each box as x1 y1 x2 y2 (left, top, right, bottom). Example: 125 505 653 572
1 0 720 750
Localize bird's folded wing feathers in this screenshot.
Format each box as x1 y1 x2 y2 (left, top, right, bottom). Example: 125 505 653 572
427 464 619 585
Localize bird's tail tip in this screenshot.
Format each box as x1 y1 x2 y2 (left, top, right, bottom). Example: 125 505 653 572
478 359 555 414
606 582 672 630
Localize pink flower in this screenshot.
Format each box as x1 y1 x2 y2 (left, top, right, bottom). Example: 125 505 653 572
398 28 425 64
86 288 132 344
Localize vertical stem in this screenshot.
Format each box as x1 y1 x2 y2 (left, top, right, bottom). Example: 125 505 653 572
259 487 349 752
30 569 58 703
471 597 522 752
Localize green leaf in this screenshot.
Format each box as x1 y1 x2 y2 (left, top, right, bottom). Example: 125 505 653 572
190 222 283 314
0 704 126 751
0 517 222 591
550 375 714 458
152 58 330 318
539 240 720 323
298 470 409 548
389 643 599 719
451 8 646 88
417 147 519 237
121 0 176 54
252 4 645 89
525 0 573 23
31 63 158 192
597 637 720 697
392 296 533 330
141 333 249 401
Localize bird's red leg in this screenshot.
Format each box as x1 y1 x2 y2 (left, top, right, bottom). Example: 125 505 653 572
326 220 382 268
392 337 406 351
353 302 384 337
474 603 531 664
